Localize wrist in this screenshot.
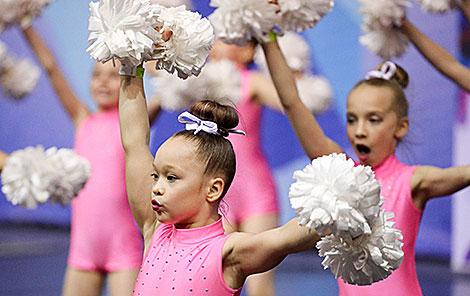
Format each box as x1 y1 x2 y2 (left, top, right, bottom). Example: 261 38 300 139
119 64 145 78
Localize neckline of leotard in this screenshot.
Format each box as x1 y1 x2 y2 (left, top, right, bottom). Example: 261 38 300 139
162 218 225 244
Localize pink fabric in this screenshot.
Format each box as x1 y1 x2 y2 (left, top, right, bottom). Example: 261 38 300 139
338 154 422 295
68 109 143 271
133 219 242 296
223 69 278 224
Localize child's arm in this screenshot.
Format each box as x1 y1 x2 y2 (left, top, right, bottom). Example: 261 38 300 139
0 150 7 173
411 165 470 209
119 74 158 243
261 40 342 160
21 26 89 127
223 218 321 289
401 18 470 93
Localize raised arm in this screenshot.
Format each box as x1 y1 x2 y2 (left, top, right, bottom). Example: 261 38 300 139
0 150 7 173
119 74 158 244
21 26 89 126
401 18 470 92
261 40 342 160
223 218 321 289
411 165 470 209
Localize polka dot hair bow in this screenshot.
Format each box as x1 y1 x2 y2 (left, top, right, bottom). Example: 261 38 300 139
177 111 246 136
365 61 397 81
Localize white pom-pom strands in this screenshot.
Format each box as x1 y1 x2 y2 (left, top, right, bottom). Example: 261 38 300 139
87 0 214 79
277 0 334 33
1 146 90 209
0 0 55 32
296 74 333 114
358 0 411 59
289 153 382 237
0 41 40 99
209 0 334 47
289 153 404 285
151 59 241 111
208 0 280 46
316 211 404 285
416 0 462 13
152 5 214 79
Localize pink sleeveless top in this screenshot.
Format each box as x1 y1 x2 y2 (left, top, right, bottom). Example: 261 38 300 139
224 69 278 224
69 109 143 271
338 154 423 295
133 219 242 296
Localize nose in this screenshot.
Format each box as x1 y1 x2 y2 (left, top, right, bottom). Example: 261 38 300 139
152 182 163 196
354 120 367 138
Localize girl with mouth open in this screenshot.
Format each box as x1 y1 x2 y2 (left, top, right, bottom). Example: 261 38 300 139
261 39 470 296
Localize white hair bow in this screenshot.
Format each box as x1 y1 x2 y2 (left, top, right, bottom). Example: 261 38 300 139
178 111 219 135
177 111 246 136
365 61 397 81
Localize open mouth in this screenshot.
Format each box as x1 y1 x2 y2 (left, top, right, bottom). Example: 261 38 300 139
356 144 371 155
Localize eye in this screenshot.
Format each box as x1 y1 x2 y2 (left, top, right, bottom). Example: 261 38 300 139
346 117 356 124
167 175 178 181
151 173 158 180
369 116 382 123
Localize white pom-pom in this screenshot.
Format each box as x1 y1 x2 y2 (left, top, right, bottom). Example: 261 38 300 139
289 153 382 237
153 5 214 79
1 146 90 208
208 0 280 46
415 0 461 13
87 0 160 67
0 57 41 99
296 74 333 114
0 0 55 32
278 0 334 33
45 147 90 206
192 59 241 104
149 0 191 8
316 210 404 285
360 28 409 59
1 146 54 209
358 0 411 58
150 72 196 110
358 0 410 31
255 32 311 73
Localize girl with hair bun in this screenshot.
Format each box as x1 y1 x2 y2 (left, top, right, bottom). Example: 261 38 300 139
261 39 470 296
118 67 343 296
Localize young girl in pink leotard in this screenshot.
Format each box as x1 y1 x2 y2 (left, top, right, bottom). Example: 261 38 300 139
261 39 470 295
21 25 160 296
119 69 340 296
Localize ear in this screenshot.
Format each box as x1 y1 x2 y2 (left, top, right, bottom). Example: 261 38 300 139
394 117 409 139
206 177 225 203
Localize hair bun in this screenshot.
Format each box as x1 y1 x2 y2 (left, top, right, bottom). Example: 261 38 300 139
377 62 409 89
189 100 239 137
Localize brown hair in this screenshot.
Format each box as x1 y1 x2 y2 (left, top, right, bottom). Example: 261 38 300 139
173 100 239 198
353 62 409 118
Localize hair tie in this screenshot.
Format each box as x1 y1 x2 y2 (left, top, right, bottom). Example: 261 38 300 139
177 111 246 136
365 61 397 81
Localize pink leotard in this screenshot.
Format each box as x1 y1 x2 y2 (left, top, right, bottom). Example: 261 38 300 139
133 219 242 296
68 109 143 272
224 69 278 224
338 154 423 295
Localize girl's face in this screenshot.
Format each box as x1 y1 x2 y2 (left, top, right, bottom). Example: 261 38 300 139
151 137 217 227
346 84 408 168
90 62 121 110
209 40 255 67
